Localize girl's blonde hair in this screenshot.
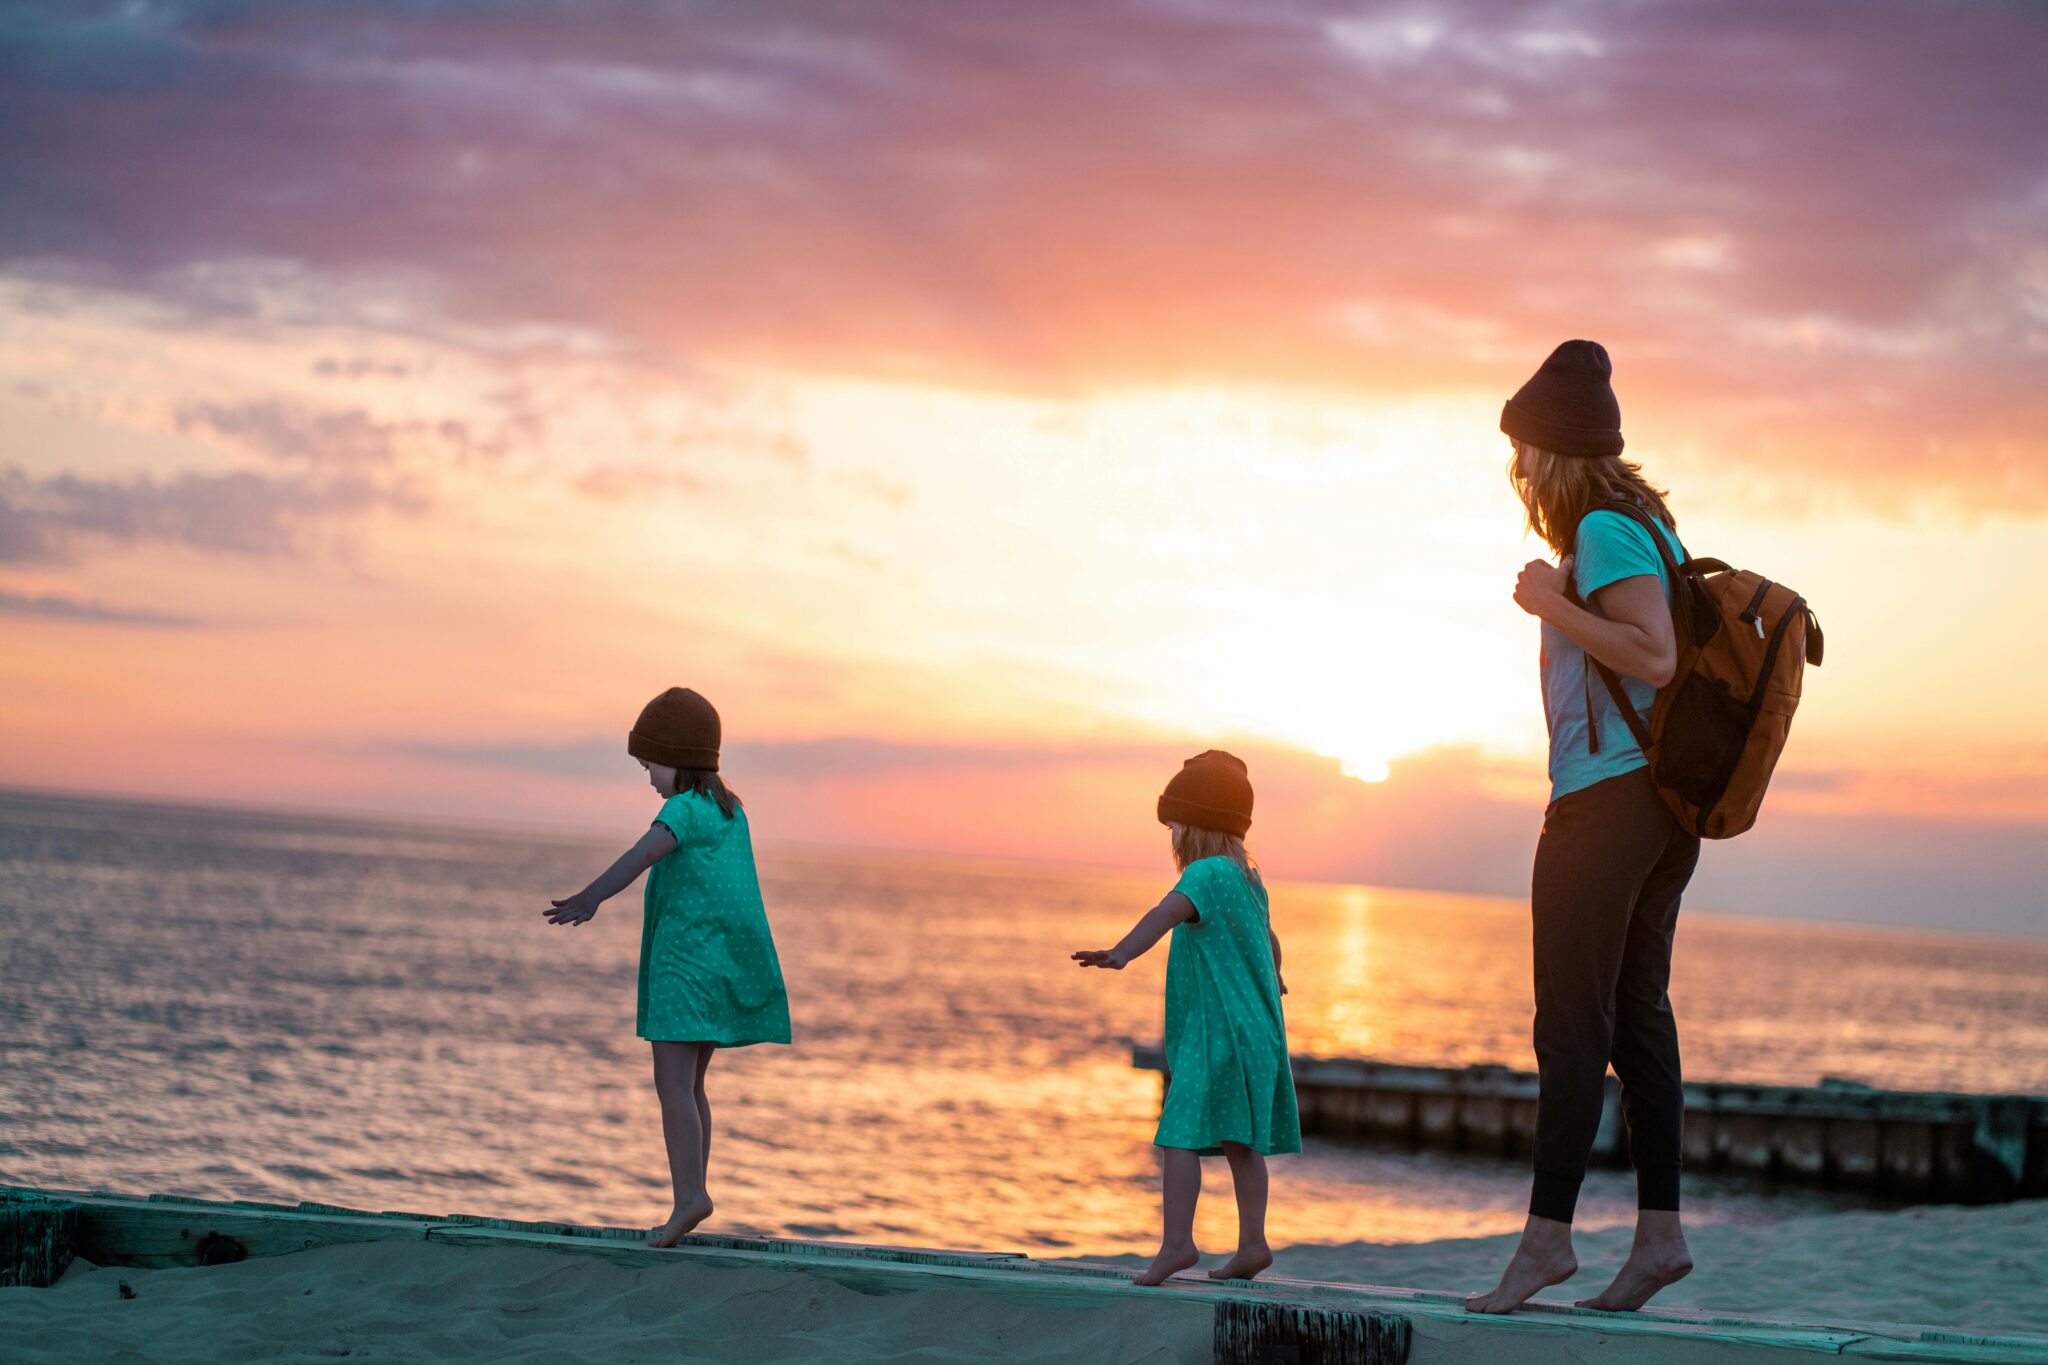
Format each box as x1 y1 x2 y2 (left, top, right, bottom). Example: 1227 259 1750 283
1508 438 1676 559
1169 822 1264 889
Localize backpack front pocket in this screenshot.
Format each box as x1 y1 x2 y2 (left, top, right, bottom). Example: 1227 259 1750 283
1654 671 1750 809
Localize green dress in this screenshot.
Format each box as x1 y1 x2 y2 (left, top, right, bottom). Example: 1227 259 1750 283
636 791 792 1047
1156 857 1300 1155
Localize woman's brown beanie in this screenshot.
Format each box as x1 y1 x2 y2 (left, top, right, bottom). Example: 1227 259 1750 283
1156 749 1254 837
1499 339 1625 457
627 687 721 771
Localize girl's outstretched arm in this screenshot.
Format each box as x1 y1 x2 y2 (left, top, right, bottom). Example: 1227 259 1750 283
1072 891 1197 970
545 824 679 926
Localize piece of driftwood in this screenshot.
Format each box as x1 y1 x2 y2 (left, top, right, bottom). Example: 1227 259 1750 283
1215 1300 1412 1364
0 1199 78 1288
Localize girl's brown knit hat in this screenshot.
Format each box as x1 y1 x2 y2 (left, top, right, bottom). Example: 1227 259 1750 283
1156 749 1253 837
627 687 721 771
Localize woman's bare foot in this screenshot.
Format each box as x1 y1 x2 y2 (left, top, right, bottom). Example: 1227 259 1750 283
1577 1216 1691 1312
647 1194 714 1248
1133 1240 1201 1287
1465 1216 1577 1314
1207 1241 1274 1281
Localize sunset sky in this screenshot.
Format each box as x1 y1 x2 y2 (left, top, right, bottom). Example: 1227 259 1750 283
2 2 2043 932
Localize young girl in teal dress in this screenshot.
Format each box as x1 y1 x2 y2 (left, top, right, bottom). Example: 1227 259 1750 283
1073 750 1300 1286
545 687 791 1247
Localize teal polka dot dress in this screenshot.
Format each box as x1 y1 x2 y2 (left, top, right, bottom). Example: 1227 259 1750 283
636 791 791 1047
1156 857 1300 1155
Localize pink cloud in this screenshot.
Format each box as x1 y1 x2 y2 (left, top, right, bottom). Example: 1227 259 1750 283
2 2 2042 504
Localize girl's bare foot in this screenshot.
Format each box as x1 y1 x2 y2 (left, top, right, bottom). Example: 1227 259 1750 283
1133 1240 1201 1286
1577 1220 1692 1311
1207 1241 1274 1281
1465 1216 1577 1314
648 1194 713 1248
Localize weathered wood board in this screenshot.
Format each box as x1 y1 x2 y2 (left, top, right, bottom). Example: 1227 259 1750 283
5 1186 2045 1363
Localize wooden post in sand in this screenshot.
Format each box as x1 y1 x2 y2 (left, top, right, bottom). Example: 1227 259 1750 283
0 1198 78 1288
1214 1300 1412 1364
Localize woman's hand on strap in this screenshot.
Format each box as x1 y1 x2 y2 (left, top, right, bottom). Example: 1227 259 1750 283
1514 557 1575 616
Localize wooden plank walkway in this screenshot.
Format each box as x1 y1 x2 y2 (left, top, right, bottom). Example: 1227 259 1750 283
6 1186 2046 1363
1132 1045 2048 1203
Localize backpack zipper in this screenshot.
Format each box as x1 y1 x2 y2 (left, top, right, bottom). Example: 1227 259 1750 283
1737 578 1773 640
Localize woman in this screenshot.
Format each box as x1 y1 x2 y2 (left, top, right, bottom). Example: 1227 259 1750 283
1466 340 1701 1316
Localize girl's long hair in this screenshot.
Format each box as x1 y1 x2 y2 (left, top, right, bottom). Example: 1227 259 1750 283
1508 438 1676 559
678 767 742 819
1169 822 1264 890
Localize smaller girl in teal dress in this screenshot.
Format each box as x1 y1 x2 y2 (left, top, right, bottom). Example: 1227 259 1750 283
545 687 791 1247
1073 750 1299 1286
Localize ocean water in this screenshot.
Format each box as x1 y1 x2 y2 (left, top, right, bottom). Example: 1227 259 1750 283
4 789 2045 1258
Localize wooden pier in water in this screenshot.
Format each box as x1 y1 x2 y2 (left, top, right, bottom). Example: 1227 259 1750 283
7 1185 2048 1363
1133 1045 2048 1203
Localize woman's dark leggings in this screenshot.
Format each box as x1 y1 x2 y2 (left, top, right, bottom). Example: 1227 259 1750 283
1529 766 1701 1224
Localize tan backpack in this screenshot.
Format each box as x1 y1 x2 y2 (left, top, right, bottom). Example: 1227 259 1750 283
1574 502 1824 839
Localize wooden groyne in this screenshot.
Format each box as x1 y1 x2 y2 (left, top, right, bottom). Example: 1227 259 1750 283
6 1186 2047 1363
1131 1046 2048 1204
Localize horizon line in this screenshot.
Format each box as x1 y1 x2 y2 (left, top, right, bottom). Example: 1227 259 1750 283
5 780 2043 947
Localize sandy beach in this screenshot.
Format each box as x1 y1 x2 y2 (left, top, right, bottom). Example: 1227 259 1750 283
6 1200 2042 1362
8 1239 1210 1365
1272 1199 2048 1337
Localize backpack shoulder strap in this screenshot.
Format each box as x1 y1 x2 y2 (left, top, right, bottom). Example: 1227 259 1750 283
1567 602 1655 752
1568 502 1661 752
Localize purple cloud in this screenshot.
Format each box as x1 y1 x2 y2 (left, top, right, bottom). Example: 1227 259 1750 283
177 400 402 466
0 588 202 627
176 398 522 466
0 464 424 563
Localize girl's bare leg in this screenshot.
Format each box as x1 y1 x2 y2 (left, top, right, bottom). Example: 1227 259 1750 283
1208 1143 1274 1280
694 1043 714 1173
1135 1147 1202 1286
649 1041 714 1247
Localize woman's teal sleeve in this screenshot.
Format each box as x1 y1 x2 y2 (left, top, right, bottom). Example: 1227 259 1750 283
1574 510 1663 598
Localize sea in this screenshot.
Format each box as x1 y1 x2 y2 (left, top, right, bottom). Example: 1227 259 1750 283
4 788 2045 1258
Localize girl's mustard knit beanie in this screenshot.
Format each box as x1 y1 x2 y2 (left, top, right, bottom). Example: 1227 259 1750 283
1157 749 1253 837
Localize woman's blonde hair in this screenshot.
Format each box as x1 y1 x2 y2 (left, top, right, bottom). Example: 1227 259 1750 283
1508 438 1676 559
1169 822 1264 888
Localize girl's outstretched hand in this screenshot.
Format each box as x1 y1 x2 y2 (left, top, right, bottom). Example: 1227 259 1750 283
545 890 600 926
1071 949 1128 970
